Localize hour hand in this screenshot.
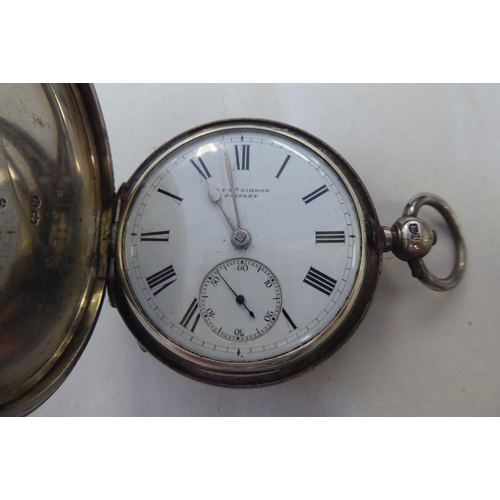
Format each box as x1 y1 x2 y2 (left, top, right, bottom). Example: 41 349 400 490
207 183 251 249
208 184 236 231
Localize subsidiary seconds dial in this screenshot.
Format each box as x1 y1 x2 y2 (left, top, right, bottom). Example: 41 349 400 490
199 259 282 342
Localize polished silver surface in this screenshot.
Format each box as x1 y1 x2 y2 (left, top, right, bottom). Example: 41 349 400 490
385 216 436 261
0 84 113 416
382 193 466 291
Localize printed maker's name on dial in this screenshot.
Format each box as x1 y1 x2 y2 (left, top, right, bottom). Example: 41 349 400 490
219 187 271 199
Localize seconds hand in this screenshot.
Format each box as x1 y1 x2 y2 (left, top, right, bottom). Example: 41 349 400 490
216 271 255 318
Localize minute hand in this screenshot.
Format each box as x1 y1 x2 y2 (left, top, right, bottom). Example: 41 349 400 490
223 141 241 228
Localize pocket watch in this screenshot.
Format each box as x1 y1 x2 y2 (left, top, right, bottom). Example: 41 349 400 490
0 84 466 416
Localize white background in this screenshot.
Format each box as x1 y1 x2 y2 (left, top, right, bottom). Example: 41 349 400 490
30 83 500 416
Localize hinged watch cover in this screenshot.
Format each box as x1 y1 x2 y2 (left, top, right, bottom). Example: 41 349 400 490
0 84 113 416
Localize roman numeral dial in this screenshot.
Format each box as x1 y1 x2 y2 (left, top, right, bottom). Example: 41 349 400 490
180 298 201 332
302 185 329 204
190 158 212 180
276 155 291 179
282 308 298 331
141 230 170 242
120 121 363 371
146 265 177 296
315 231 345 243
303 267 337 296
158 188 183 204
235 145 250 170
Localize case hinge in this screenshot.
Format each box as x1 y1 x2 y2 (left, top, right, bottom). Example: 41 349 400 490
106 188 123 308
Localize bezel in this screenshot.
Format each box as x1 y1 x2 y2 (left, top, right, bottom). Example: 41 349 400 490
111 118 383 387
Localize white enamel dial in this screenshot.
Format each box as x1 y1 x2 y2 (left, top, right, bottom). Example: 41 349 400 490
118 121 367 371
